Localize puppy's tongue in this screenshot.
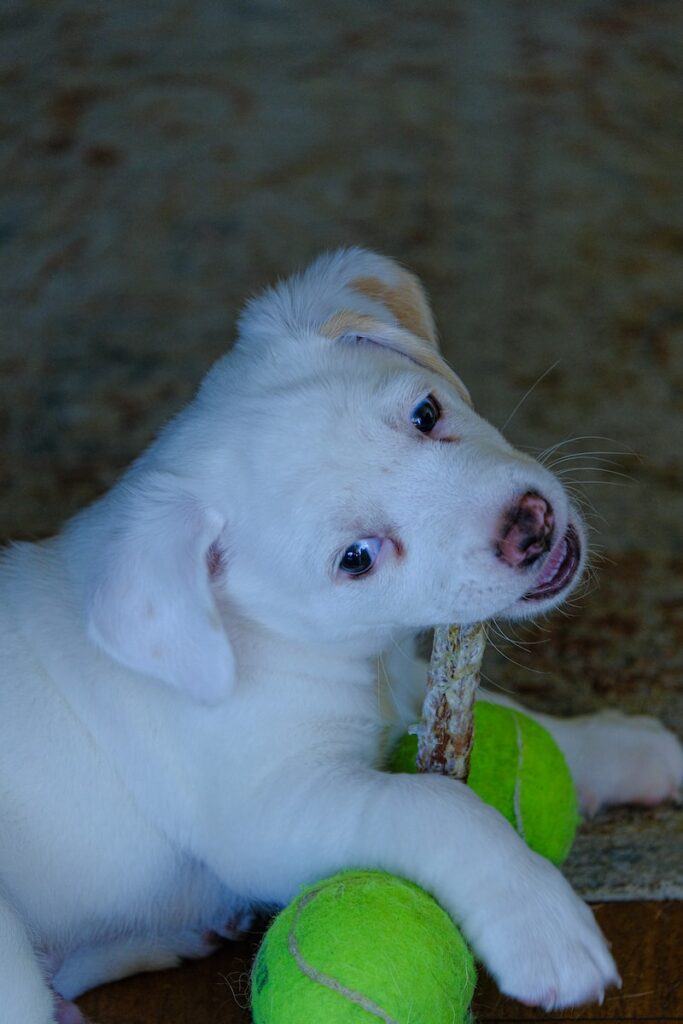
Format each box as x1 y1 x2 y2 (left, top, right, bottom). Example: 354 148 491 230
523 526 580 600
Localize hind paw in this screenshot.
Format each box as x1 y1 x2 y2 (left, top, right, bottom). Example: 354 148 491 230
563 711 683 816
54 995 87 1024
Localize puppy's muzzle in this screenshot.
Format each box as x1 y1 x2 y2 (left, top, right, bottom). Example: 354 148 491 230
497 492 554 569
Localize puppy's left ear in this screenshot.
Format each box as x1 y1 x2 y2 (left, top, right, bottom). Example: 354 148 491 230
84 471 234 704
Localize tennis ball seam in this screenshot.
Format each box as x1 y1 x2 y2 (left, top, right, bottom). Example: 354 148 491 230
287 886 401 1024
512 712 526 843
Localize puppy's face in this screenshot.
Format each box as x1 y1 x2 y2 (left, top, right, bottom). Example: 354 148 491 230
85 249 588 698
215 329 585 652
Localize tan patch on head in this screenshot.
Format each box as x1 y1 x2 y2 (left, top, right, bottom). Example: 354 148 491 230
350 273 437 345
319 309 472 407
387 332 473 406
318 311 386 340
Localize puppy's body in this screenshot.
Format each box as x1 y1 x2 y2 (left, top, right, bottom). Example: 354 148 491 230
1 249 681 1021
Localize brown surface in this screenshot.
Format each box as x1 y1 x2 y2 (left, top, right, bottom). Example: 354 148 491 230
79 901 683 1023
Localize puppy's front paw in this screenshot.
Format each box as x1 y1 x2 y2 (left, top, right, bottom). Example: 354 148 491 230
466 853 620 1009
562 711 683 816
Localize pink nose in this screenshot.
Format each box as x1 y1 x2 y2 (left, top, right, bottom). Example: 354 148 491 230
497 492 554 568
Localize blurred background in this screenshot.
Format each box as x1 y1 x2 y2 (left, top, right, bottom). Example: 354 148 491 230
0 3 681 775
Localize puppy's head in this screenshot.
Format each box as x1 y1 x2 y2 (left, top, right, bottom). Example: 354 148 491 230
83 249 587 700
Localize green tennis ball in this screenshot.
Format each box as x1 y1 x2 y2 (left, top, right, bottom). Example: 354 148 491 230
390 703 580 866
252 869 476 1024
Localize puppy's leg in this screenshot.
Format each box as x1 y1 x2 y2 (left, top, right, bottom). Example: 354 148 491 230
480 690 683 817
53 929 222 1000
54 895 256 999
0 894 57 1023
203 766 618 1010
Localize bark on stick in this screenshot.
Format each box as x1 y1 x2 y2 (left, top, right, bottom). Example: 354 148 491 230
417 623 486 782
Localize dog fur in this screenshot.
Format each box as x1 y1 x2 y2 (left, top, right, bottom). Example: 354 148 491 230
1 248 681 1020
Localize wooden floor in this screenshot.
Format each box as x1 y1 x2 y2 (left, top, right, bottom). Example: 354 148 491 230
79 901 682 1023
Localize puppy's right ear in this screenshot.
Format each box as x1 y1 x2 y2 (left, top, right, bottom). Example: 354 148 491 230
84 471 235 704
346 262 439 348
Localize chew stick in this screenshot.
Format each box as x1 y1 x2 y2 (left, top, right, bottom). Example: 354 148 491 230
416 623 486 782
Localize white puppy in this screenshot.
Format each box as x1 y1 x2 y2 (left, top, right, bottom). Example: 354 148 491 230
1 249 681 1022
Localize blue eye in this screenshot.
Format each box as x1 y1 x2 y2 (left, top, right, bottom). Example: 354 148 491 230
411 395 441 433
339 538 383 576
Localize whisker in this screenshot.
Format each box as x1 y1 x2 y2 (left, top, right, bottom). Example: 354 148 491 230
479 669 517 696
498 360 561 433
490 618 548 649
494 617 547 642
560 483 607 525
555 466 635 483
484 627 544 675
539 433 633 454
377 653 394 717
547 453 625 470
535 435 638 467
489 628 536 656
558 479 630 487
388 635 418 663
546 448 627 459
547 449 629 459
577 578 601 600
590 551 616 567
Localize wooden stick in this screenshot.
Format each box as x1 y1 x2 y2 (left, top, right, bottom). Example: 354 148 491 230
416 623 486 782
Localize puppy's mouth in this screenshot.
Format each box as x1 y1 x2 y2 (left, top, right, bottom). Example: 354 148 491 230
522 525 581 602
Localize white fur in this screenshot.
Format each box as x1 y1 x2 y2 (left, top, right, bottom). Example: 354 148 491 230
1 249 681 1019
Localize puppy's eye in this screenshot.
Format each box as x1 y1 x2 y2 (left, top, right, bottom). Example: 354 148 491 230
411 395 441 434
339 538 382 576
